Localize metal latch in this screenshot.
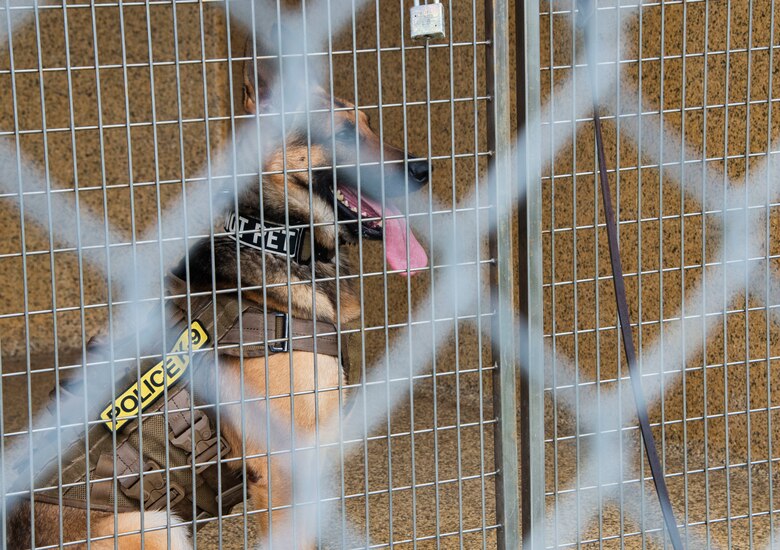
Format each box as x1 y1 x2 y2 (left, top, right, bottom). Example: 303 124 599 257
410 0 446 41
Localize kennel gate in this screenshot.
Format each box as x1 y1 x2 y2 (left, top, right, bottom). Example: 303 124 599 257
530 0 780 548
0 0 528 548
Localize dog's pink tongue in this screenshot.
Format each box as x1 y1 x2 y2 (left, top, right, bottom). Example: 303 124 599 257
362 195 428 275
383 208 428 274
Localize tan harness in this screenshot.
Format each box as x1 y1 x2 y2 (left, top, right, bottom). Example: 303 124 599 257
29 274 347 522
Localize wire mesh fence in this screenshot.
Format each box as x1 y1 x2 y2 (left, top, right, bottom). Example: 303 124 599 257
6 0 779 548
0 0 515 548
538 0 780 547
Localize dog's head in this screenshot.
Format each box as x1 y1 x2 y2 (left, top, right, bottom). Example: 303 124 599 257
240 37 429 274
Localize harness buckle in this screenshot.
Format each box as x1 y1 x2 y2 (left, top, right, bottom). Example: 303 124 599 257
168 411 223 474
268 312 289 353
118 459 185 512
145 480 186 512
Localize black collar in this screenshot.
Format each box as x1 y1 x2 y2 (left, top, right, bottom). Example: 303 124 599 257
225 211 333 264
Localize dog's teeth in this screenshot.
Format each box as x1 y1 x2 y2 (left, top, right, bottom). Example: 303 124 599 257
349 205 358 212
362 211 368 217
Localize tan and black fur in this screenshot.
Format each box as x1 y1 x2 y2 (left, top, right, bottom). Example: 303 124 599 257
8 34 429 550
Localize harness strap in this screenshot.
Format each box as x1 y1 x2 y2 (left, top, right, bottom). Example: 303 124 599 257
166 273 349 368
90 452 115 505
197 461 246 518
109 386 236 520
218 312 342 358
165 388 227 474
114 445 187 514
577 2 684 547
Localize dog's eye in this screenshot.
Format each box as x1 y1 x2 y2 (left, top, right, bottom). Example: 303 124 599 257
336 123 356 141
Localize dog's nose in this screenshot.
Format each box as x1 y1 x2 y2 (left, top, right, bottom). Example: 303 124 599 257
407 158 430 183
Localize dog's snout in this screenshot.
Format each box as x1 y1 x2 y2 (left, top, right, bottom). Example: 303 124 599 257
407 158 430 184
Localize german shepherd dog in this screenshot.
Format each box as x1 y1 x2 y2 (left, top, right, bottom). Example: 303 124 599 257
8 36 429 549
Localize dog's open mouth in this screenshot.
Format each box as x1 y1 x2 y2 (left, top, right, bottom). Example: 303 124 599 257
334 183 428 275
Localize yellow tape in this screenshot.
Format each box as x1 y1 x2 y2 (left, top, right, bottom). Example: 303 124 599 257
100 321 209 432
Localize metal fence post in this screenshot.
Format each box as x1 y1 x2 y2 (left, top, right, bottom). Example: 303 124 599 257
487 0 521 547
515 0 544 548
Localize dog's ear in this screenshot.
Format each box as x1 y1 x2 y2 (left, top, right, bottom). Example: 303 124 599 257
243 26 281 114
242 38 258 114
243 42 274 114
244 21 320 115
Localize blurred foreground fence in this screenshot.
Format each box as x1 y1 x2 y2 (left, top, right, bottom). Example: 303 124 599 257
3 0 780 548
